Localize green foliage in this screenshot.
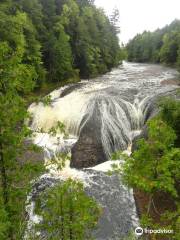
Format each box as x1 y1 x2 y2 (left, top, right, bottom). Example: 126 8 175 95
3 0 123 86
122 119 178 197
46 152 70 170
0 2 45 238
126 19 180 69
139 206 180 240
34 179 101 239
109 99 180 238
111 151 122 160
34 0 122 82
48 121 67 136
40 95 52 106
111 98 180 239
0 205 10 240
111 98 180 221
160 32 180 64
140 214 155 228
161 204 180 240
158 97 180 147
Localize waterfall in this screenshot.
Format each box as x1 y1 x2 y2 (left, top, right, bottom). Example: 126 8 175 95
25 62 178 239
29 85 149 159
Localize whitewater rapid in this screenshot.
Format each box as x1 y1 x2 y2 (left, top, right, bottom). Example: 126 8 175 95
25 62 179 239
29 62 178 158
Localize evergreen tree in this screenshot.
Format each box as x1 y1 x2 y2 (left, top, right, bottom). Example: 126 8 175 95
126 19 180 71
158 97 180 147
35 179 101 240
160 31 180 64
11 0 123 83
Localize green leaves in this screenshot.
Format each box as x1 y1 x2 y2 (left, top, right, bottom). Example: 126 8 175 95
127 19 180 68
0 206 11 240
158 97 180 147
160 31 180 64
0 2 45 239
122 118 178 197
35 179 101 240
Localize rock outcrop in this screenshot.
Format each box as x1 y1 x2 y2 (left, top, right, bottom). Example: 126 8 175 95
70 106 107 168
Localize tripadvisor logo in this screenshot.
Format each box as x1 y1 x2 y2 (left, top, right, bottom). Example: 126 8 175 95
135 227 143 236
134 226 174 236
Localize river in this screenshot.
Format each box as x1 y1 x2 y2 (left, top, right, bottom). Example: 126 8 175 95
26 62 179 239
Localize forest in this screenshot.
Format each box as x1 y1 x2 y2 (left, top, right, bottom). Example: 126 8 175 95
0 0 180 239
0 0 122 88
126 19 180 71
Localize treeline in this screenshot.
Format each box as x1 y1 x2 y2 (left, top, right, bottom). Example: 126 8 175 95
126 19 180 70
0 0 122 89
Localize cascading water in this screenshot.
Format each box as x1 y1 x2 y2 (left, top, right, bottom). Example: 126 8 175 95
25 62 179 239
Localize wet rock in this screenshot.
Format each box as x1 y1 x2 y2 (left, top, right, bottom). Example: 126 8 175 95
84 170 139 240
132 89 180 152
70 105 107 168
18 139 44 165
60 83 81 98
71 135 106 168
30 176 58 201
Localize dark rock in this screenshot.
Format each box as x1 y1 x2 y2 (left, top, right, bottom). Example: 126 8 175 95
18 139 44 165
84 170 138 240
71 134 106 168
132 89 180 153
70 104 107 168
60 84 81 98
31 176 58 201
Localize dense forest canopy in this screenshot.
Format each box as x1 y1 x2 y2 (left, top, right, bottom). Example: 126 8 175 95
126 19 180 70
0 0 122 88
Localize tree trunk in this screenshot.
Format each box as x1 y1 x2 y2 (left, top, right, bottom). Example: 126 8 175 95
147 194 153 215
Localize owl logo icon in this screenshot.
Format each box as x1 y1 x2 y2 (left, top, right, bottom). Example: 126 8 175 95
135 227 143 236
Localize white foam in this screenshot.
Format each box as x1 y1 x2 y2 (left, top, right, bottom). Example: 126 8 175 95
87 160 121 172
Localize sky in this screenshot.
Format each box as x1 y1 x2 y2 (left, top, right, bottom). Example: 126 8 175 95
95 0 180 44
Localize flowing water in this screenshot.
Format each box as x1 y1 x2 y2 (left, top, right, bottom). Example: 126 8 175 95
26 62 179 239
